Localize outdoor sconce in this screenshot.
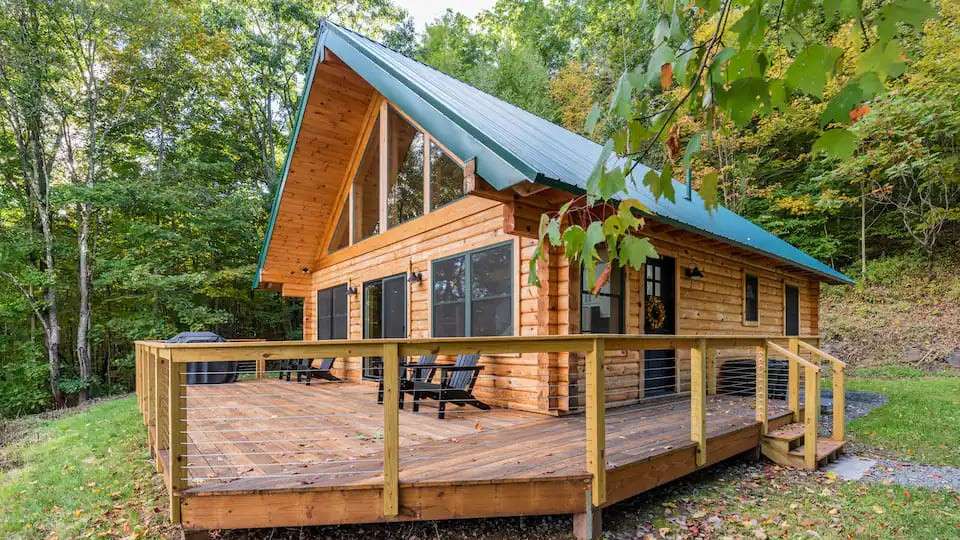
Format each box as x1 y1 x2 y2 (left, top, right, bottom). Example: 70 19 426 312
345 285 358 296
407 272 423 284
684 266 705 280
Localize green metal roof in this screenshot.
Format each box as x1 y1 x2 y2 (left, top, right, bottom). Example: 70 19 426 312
255 21 853 287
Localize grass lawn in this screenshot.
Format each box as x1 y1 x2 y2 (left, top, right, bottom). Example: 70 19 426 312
0 395 171 539
845 368 960 466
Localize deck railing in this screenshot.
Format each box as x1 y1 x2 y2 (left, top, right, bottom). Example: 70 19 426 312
134 334 842 523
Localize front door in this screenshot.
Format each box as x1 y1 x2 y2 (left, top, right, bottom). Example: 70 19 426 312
784 284 800 336
644 256 677 397
362 274 407 380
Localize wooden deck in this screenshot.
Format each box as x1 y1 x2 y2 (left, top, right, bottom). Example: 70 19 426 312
168 378 792 530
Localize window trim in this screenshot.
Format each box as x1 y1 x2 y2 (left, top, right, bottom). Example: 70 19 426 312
579 262 626 334
430 240 515 338
742 271 760 326
316 284 349 340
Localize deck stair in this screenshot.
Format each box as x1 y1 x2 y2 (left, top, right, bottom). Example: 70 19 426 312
761 423 845 469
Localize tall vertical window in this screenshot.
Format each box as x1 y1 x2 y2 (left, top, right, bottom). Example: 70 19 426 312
352 113 380 242
429 140 464 209
386 108 424 227
581 261 624 333
328 197 349 253
744 273 759 324
316 284 348 340
432 242 513 337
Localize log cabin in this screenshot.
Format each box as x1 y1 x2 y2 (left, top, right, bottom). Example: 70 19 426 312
136 20 854 539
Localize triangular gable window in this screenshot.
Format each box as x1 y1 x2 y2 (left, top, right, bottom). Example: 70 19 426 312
325 100 465 254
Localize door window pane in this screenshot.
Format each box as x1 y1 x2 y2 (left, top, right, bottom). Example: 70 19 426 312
429 141 463 209
581 261 624 333
387 107 424 228
352 113 380 242
432 255 466 337
744 274 759 323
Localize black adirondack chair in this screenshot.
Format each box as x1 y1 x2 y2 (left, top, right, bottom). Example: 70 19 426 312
406 354 489 419
277 358 339 384
378 354 437 409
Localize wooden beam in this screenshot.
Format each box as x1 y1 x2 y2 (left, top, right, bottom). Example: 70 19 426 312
378 100 389 235
756 343 768 434
787 337 801 422
168 355 186 524
832 363 845 442
690 338 707 467
584 338 606 506
804 363 820 470
382 343 400 517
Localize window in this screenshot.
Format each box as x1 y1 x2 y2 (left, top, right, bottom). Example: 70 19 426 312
316 285 348 340
331 103 467 254
386 108 424 227
429 140 464 209
784 284 800 336
328 197 349 253
432 242 513 337
581 261 624 333
744 273 759 324
352 112 380 242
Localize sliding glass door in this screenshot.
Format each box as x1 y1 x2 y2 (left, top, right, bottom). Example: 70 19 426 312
362 274 407 380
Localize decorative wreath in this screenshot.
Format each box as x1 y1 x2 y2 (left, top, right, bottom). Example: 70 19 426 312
646 296 667 331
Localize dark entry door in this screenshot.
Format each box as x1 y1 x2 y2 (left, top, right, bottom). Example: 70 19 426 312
363 274 407 380
644 256 677 397
784 285 800 336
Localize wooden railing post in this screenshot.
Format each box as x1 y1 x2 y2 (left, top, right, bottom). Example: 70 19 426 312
756 342 768 434
706 346 718 396
803 363 820 470
256 358 266 380
151 347 161 458
832 363 845 442
142 346 150 426
167 353 186 523
382 342 400 517
585 338 606 507
787 337 800 422
690 338 707 467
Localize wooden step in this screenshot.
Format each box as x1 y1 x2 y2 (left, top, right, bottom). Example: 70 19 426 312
761 423 805 454
761 435 845 470
789 439 845 466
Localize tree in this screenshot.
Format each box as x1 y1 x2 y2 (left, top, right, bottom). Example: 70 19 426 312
532 0 940 288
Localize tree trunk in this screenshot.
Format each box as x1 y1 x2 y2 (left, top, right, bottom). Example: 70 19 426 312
860 180 866 277
76 201 92 402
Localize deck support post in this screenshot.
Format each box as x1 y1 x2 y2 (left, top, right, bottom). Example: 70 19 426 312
168 353 186 524
803 363 820 470
756 342 768 434
585 338 606 507
832 364 845 442
787 337 800 422
382 342 400 518
572 488 602 540
690 338 707 467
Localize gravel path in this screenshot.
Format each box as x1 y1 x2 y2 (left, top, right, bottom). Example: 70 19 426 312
862 459 960 491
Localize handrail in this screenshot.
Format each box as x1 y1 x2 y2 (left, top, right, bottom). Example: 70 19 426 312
798 340 847 368
765 341 821 372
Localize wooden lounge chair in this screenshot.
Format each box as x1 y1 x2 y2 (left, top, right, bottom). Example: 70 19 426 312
378 354 436 408
407 354 490 419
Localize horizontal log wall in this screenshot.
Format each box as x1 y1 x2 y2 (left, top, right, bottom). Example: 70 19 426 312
307 195 547 412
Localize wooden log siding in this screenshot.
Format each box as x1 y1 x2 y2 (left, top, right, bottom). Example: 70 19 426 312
303 193 820 414
307 196 548 412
